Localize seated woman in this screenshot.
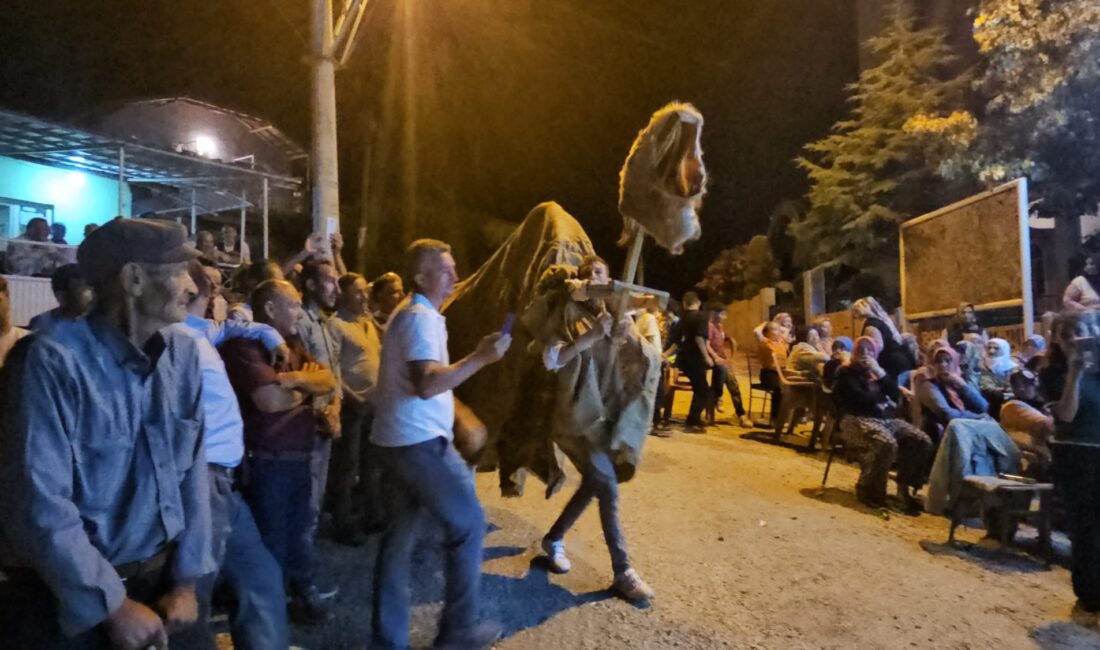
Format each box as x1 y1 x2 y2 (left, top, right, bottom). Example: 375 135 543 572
916 341 990 445
822 337 852 388
833 337 934 512
786 325 830 383
755 321 789 426
1014 334 1046 372
999 368 1054 479
945 302 986 345
979 338 1019 416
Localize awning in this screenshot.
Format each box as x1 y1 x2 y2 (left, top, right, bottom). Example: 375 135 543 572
0 108 302 195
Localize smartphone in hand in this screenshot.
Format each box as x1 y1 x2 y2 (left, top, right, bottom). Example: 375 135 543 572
1075 336 1098 370
501 313 516 336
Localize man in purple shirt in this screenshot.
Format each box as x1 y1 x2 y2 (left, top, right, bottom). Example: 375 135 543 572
222 279 338 626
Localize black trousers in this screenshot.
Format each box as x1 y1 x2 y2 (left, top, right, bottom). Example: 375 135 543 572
0 559 211 649
1054 442 1100 611
759 368 782 421
680 361 712 425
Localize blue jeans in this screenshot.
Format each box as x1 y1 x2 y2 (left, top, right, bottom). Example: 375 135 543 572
548 450 630 575
199 466 289 650
371 437 486 648
308 437 332 550
245 457 314 586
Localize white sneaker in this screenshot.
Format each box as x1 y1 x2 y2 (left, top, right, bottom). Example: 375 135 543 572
541 537 571 574
613 567 655 601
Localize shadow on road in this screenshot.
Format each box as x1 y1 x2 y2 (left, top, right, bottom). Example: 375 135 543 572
740 430 816 452
487 556 617 642
917 532 1069 575
797 486 889 518
1030 621 1100 649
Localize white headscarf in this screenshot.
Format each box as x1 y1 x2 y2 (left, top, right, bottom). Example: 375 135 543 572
983 338 1018 377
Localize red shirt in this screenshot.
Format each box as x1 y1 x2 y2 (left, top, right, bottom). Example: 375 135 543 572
221 336 320 454
708 321 727 361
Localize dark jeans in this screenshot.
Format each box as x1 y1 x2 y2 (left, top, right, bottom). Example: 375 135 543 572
372 437 486 648
1054 442 1100 610
711 364 746 416
548 450 630 575
654 367 666 425
331 407 367 533
245 456 314 586
308 437 332 549
679 361 712 425
759 368 782 421
0 558 210 649
198 465 288 650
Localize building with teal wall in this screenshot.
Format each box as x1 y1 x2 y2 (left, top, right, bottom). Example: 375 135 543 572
0 155 130 245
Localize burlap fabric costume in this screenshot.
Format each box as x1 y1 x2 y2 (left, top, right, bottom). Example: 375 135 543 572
444 202 660 497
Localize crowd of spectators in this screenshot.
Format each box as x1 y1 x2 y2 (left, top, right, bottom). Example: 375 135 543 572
705 285 1100 626
0 219 522 649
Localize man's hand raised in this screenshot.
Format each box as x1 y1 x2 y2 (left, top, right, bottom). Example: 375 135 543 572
474 332 512 364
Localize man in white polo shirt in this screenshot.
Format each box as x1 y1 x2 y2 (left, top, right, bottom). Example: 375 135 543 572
370 239 510 650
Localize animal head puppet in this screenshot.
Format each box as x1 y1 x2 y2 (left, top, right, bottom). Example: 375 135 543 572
617 102 707 255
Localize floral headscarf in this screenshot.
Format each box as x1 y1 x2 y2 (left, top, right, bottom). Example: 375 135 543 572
852 296 902 344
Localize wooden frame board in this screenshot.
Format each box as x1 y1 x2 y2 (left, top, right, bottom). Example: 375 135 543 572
899 178 1032 334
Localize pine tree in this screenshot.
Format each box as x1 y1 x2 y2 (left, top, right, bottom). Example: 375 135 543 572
792 1 975 278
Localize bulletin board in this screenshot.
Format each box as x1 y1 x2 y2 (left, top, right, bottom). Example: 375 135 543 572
899 179 1032 333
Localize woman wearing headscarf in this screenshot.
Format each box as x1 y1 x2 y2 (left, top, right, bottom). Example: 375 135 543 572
1014 334 1046 372
979 338 1019 416
786 325 829 383
1063 252 1100 312
852 297 917 380
955 336 984 389
916 340 990 444
945 302 986 345
832 337 933 511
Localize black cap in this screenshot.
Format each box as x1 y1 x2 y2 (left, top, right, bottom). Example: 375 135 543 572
78 218 200 286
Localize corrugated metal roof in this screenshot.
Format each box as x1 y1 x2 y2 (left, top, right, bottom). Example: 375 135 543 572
0 107 302 193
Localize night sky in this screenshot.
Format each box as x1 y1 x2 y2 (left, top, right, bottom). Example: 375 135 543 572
0 0 857 295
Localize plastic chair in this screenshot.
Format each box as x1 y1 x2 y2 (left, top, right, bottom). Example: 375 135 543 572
661 366 714 424
774 366 818 443
807 384 838 451
746 352 773 426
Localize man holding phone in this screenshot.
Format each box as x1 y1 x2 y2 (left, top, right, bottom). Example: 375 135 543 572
370 239 511 650
1043 311 1100 625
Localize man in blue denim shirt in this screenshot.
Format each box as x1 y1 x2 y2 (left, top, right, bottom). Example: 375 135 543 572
0 219 215 650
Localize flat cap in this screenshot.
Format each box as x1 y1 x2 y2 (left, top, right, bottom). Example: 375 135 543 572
78 218 200 285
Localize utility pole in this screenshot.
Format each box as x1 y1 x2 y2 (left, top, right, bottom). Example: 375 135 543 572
310 0 370 240
311 0 340 238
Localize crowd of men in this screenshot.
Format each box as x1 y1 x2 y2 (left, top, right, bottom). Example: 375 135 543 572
0 219 521 649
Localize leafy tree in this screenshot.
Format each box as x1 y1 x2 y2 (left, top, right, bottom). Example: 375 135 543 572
792 1 976 278
968 0 1100 219
696 235 777 303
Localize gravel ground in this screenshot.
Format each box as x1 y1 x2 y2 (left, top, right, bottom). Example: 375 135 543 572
278 393 1100 650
